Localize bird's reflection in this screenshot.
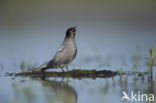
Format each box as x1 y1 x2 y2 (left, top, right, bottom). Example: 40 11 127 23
33 77 77 103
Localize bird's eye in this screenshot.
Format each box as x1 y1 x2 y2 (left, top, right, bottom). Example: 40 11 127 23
70 29 76 32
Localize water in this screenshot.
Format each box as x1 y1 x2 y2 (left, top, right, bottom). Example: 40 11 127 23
1 73 155 103
0 29 156 103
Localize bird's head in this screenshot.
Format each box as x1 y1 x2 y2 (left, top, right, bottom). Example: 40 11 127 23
66 26 77 38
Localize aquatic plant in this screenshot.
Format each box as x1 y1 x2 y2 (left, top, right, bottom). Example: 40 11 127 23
147 48 154 79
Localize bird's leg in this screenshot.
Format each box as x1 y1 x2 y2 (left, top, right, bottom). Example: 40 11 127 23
66 66 68 72
61 68 65 78
61 67 64 72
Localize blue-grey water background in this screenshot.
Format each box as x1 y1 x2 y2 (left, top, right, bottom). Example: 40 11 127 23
0 0 156 103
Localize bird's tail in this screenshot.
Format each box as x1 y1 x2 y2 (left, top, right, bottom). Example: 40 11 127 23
31 67 43 72
31 61 49 72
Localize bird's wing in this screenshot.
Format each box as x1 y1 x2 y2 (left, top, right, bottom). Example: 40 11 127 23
31 61 49 72
39 61 49 68
53 45 66 62
58 45 65 53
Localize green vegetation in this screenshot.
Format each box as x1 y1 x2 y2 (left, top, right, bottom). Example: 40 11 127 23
148 48 154 79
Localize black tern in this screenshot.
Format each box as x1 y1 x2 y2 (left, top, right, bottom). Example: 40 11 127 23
33 26 77 72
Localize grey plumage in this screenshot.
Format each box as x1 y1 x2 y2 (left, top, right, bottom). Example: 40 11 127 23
33 26 77 72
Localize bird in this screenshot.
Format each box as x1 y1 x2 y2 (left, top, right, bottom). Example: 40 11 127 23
121 91 131 101
32 26 77 72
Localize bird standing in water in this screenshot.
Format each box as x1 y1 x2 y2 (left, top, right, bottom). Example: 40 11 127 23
33 26 77 72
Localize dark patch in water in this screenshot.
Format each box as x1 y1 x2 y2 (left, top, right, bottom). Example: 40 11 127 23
14 69 118 79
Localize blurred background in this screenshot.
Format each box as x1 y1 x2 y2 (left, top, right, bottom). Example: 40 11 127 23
0 0 156 103
0 0 156 69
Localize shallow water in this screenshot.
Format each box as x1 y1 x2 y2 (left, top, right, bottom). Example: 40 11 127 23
1 73 156 103
0 30 156 103
0 1 156 101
